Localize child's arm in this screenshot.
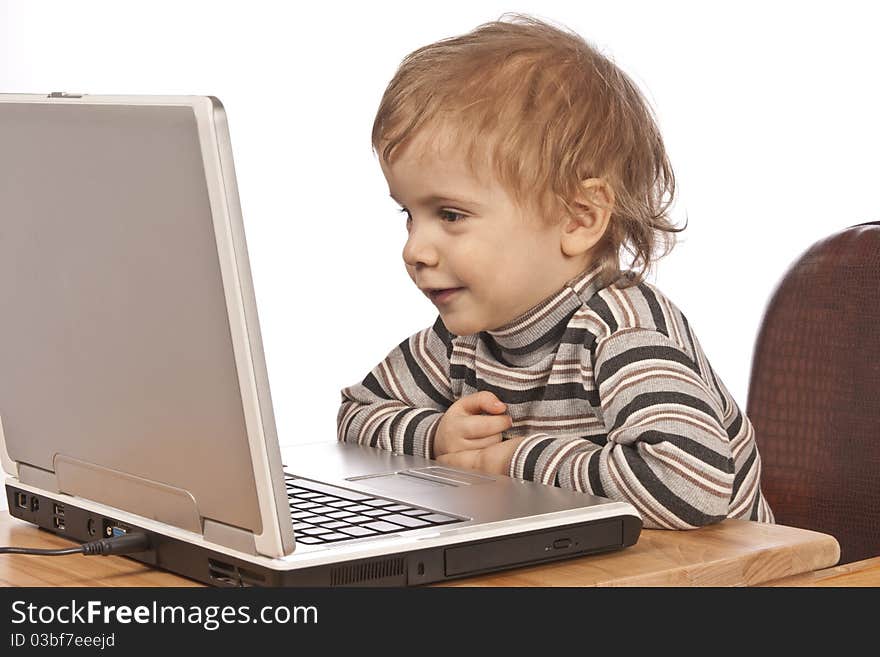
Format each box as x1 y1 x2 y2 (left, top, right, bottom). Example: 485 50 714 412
507 328 765 530
336 317 454 458
337 316 516 458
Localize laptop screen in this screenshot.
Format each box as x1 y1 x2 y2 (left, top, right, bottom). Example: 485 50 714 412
0 101 266 536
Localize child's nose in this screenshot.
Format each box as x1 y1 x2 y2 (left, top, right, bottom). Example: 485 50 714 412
402 226 440 268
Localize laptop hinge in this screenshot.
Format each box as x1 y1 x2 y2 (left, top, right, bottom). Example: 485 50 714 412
203 519 258 556
0 415 20 479
17 462 60 493
53 454 201 533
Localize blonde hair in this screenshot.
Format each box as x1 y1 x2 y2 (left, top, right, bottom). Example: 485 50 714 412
371 13 685 288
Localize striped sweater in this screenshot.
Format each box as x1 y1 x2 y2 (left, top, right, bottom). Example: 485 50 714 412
337 265 774 529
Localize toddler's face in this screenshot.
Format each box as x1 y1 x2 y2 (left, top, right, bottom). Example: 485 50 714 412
379 129 585 336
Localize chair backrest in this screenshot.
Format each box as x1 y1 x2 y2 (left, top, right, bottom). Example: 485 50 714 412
747 221 880 565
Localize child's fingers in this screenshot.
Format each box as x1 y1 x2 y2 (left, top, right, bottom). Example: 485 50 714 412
455 391 507 416
460 433 504 449
443 433 501 456
436 448 482 471
457 413 512 440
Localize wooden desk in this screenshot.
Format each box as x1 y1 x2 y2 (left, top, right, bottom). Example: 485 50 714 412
761 556 880 587
0 511 840 587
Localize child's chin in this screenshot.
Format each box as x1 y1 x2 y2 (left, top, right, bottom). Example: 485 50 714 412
439 315 482 337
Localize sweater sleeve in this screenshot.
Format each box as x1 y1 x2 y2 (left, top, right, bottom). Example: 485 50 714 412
336 316 455 459
508 328 735 530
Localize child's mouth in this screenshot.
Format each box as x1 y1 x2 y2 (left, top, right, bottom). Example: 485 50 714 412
427 288 464 304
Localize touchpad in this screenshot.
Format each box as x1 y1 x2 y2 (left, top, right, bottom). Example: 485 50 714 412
348 466 495 495
407 466 496 485
347 467 495 496
347 471 450 497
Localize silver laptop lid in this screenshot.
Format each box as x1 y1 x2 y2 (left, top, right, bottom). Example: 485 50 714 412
0 94 294 557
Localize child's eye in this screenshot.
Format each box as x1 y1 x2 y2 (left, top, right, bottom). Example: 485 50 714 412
438 210 466 223
396 207 465 224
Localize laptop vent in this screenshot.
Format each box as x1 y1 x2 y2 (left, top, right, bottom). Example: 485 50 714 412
208 558 267 587
330 557 406 586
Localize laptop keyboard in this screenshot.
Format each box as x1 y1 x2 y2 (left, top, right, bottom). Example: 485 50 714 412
285 474 463 544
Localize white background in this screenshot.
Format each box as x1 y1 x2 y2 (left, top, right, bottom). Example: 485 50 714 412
1 1 878 509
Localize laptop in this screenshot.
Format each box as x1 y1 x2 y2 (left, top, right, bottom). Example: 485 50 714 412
0 92 641 586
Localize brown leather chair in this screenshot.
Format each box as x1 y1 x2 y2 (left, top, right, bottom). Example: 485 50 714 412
747 221 880 565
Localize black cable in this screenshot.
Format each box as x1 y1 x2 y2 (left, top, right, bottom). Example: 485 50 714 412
0 532 151 556
0 545 84 556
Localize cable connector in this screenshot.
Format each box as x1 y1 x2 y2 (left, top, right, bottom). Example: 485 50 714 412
81 532 151 556
0 532 151 556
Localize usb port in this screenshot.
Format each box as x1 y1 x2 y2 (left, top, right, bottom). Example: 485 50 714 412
53 516 66 531
53 503 65 517
14 492 28 509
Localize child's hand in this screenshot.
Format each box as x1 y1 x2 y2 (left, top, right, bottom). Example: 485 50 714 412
436 435 527 477
434 391 513 458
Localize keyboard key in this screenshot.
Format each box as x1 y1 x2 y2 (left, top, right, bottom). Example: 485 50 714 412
364 520 405 533
346 504 373 513
327 510 355 519
382 514 430 528
327 500 356 508
316 520 350 529
309 505 337 515
402 508 432 516
312 496 337 504
300 527 335 536
319 532 352 541
363 509 389 517
296 536 323 544
385 504 415 512
290 511 320 520
293 501 320 510
292 522 313 530
338 525 379 537
419 513 460 524
291 479 373 501
345 514 374 524
363 499 396 508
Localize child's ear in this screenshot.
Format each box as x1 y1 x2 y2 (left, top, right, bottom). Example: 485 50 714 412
560 178 614 258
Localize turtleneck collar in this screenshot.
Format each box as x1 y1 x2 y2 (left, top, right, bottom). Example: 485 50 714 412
479 263 605 366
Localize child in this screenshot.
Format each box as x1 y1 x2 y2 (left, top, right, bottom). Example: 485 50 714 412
337 14 774 530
